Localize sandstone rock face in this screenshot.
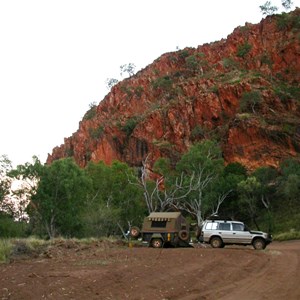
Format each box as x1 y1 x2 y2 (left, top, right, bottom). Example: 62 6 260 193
47 9 300 170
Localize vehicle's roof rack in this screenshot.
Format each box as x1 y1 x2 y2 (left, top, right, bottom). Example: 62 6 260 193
206 215 233 221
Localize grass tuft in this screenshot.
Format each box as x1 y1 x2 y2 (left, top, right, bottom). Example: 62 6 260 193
273 229 300 241
0 239 13 263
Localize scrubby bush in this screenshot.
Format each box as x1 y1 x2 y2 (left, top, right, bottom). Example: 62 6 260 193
152 76 173 91
240 91 262 113
274 230 300 241
89 126 104 139
83 103 97 121
0 213 28 238
222 57 238 70
122 117 139 136
237 42 252 58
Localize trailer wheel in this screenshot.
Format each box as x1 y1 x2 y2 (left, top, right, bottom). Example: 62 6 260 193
178 230 189 241
130 226 140 238
151 238 163 248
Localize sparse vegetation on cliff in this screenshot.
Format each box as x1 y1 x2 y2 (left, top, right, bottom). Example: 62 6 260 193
24 9 299 240
236 42 252 58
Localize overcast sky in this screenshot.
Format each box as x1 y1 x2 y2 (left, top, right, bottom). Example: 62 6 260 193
0 0 298 166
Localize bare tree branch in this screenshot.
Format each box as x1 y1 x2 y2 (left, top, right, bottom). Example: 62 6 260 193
212 190 232 216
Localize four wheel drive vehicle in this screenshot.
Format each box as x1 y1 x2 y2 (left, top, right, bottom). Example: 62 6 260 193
130 212 191 248
198 219 272 250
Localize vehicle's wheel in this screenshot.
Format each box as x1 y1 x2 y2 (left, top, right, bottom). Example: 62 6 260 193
178 230 189 241
151 238 163 248
210 236 223 248
130 226 140 238
252 238 266 250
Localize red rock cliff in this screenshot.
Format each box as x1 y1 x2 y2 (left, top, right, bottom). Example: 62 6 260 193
47 9 300 170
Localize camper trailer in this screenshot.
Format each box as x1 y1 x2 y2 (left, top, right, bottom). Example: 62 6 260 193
130 212 191 248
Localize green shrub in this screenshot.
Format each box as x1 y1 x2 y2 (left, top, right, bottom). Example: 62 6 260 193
89 126 104 139
252 72 264 78
222 57 238 69
168 55 178 63
0 214 28 238
173 71 183 78
120 85 133 98
239 25 250 33
153 69 160 76
274 85 300 103
152 76 173 91
276 12 300 30
83 104 97 121
237 42 252 58
65 147 74 157
134 86 144 98
122 117 139 136
276 13 290 30
85 151 92 161
185 55 198 71
291 14 300 30
197 52 206 58
240 91 262 113
274 230 300 241
191 125 205 139
210 85 219 95
178 49 189 59
271 208 300 233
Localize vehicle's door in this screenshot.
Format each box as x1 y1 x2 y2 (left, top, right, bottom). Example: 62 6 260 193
217 222 232 243
202 221 218 242
231 222 252 244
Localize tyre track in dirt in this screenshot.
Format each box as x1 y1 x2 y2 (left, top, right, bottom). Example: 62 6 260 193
217 241 300 300
181 241 300 300
0 240 299 300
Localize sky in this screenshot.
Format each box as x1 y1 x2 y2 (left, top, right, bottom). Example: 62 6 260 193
0 0 298 167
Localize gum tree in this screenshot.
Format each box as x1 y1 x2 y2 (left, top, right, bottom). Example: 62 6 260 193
120 63 136 78
27 158 91 238
0 155 11 200
0 155 12 213
260 0 294 15
175 141 230 226
84 160 144 237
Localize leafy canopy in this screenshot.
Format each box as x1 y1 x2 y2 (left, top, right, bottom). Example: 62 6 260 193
28 158 91 238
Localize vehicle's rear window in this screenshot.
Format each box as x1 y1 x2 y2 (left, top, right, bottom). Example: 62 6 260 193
151 221 167 228
205 222 218 230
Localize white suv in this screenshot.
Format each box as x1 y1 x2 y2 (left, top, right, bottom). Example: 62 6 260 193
198 219 272 250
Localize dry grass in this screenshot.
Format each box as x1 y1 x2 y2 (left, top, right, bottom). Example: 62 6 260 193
274 229 300 241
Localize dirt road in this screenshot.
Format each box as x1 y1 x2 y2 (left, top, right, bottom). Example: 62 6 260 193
0 240 299 300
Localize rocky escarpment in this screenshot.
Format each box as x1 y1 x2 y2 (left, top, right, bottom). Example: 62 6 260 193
47 9 300 170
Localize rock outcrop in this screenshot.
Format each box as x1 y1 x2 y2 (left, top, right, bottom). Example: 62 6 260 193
47 9 300 171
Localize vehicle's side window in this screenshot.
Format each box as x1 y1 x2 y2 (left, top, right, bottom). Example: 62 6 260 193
205 222 218 230
219 222 231 231
232 223 244 231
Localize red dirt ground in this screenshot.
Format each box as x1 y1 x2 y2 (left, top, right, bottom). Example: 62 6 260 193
1 240 299 300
